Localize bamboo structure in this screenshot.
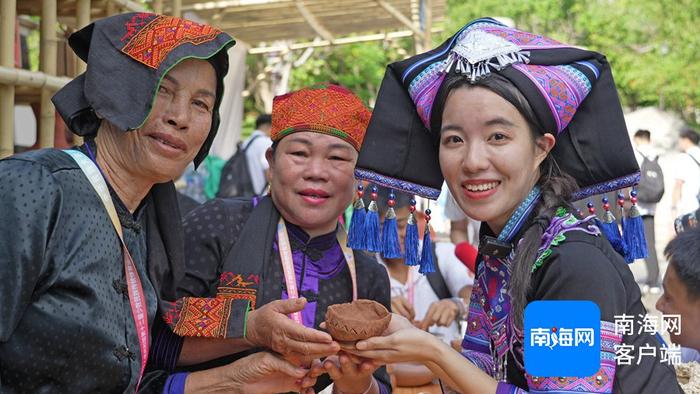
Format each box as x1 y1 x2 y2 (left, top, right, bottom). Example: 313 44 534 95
0 0 442 156
39 0 57 149
0 0 17 158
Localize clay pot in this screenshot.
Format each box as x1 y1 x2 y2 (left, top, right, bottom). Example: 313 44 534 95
324 299 391 341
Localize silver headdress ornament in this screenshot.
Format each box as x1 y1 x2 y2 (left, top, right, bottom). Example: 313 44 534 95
443 29 530 83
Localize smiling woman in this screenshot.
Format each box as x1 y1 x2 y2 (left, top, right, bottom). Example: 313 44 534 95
169 84 393 394
348 17 682 394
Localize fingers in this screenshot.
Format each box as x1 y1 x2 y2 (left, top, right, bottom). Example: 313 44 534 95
391 296 412 320
261 352 308 379
269 297 308 314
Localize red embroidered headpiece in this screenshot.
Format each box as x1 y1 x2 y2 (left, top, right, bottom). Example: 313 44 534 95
271 84 371 151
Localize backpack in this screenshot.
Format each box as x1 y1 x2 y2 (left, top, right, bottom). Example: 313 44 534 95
217 135 262 198
636 152 665 203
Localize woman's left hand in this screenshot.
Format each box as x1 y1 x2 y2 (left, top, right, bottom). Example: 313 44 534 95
341 314 439 365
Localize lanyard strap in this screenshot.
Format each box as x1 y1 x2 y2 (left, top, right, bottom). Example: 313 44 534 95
64 149 150 392
276 219 357 325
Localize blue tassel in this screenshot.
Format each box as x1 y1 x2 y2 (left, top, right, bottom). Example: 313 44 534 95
623 204 648 261
597 212 628 260
404 211 420 266
419 208 435 274
365 200 381 252
347 198 367 249
381 207 403 258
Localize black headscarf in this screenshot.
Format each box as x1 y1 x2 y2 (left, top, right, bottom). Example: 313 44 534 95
53 13 235 304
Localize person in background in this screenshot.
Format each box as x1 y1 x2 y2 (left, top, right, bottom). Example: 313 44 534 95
244 113 273 195
368 186 473 387
671 127 700 217
656 226 700 360
632 129 662 292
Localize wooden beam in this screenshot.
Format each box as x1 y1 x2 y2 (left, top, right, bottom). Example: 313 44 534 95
40 0 57 149
0 66 71 90
376 0 423 39
0 0 16 158
294 1 334 43
248 27 443 54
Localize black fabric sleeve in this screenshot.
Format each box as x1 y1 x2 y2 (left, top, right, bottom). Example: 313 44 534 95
177 198 252 298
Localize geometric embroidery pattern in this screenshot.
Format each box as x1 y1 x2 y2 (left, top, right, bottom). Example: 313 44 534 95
171 297 234 338
121 15 222 69
164 272 259 338
271 84 371 151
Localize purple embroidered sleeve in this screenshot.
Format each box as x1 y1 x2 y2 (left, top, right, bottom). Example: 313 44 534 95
149 317 184 372
163 372 189 394
525 321 620 393
377 378 391 394
496 382 529 394
460 264 496 376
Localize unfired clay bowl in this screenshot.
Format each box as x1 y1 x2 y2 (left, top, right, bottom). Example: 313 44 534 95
324 299 391 341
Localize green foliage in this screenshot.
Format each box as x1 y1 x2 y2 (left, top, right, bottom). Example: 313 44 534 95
445 0 700 120
287 38 413 107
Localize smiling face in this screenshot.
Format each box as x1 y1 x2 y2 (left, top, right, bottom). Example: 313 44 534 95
97 58 217 183
438 86 554 234
266 132 358 237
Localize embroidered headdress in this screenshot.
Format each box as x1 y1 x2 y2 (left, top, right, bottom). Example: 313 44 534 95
270 84 371 151
52 12 235 166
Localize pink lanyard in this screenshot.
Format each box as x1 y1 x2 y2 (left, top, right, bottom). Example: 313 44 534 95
406 267 416 307
65 150 150 392
276 219 357 324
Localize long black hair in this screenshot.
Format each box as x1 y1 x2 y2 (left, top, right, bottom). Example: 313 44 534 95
435 72 579 328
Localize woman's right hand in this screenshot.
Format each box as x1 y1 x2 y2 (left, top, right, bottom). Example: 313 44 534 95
341 313 439 365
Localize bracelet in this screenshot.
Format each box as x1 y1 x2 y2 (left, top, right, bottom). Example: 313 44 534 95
335 377 376 394
449 297 468 320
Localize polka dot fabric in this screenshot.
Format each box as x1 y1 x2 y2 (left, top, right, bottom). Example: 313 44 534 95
0 148 160 392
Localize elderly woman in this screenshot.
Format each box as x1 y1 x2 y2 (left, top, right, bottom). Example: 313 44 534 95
166 84 393 394
344 18 681 393
0 13 315 393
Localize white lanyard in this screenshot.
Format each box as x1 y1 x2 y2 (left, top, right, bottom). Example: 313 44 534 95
64 150 150 392
276 219 357 324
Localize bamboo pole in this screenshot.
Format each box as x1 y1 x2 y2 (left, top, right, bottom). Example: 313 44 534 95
172 0 181 17
0 66 70 89
40 0 57 149
0 0 17 158
422 0 432 50
74 0 91 145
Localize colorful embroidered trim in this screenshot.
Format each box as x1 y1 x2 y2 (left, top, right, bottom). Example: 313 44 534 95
531 208 601 273
162 272 259 338
571 172 641 201
499 186 541 242
354 167 442 199
526 320 620 393
121 15 222 69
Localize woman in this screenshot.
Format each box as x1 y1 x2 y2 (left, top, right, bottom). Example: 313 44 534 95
168 84 393 394
346 18 680 393
0 13 315 393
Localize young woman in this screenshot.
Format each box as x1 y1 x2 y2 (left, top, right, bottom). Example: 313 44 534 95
347 18 681 393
